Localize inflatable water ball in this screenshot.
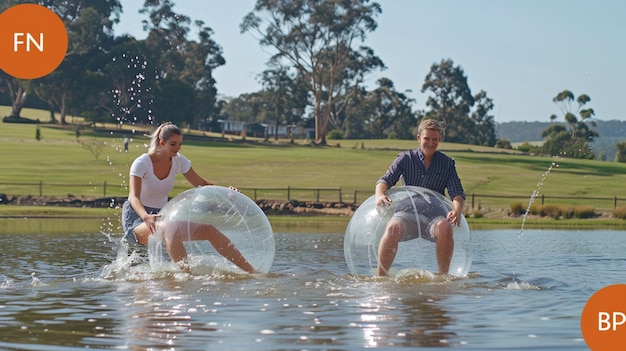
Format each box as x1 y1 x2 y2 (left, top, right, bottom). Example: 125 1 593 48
344 186 472 277
148 186 275 274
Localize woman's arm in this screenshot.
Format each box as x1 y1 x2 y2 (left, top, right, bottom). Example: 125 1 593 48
128 175 159 233
183 167 214 187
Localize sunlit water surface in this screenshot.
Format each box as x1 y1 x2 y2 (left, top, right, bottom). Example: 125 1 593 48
0 218 624 350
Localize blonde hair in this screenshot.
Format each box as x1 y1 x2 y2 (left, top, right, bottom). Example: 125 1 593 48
148 122 181 152
417 119 444 136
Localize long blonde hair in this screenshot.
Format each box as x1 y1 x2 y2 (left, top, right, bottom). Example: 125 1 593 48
148 122 181 153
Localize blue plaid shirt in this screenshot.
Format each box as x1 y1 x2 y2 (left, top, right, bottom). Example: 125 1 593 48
377 148 465 201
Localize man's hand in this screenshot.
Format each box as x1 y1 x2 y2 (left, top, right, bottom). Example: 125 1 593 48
447 210 461 226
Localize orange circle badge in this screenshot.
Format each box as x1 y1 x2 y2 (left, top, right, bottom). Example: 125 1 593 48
0 4 68 79
581 284 626 350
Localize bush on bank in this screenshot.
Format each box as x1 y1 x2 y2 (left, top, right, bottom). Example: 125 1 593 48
510 201 599 219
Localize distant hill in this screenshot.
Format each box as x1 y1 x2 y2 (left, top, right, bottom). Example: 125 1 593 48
496 120 626 161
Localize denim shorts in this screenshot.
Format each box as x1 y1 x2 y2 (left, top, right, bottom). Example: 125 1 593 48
121 201 161 244
391 195 449 242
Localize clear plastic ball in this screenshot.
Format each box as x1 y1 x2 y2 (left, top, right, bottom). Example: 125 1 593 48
148 186 275 274
344 186 472 277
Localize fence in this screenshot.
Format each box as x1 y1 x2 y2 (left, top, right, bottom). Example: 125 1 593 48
0 181 623 211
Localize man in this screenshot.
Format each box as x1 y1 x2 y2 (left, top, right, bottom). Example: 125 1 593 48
375 119 465 276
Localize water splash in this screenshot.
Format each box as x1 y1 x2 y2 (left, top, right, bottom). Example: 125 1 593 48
30 273 48 287
519 162 559 239
110 53 156 126
505 280 540 291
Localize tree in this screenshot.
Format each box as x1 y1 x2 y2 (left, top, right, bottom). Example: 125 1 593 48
241 0 384 145
470 90 496 146
495 138 512 149
541 90 598 159
220 93 265 123
0 72 30 118
82 36 158 125
153 77 196 126
361 78 416 139
259 65 308 141
615 141 626 163
139 0 226 128
421 59 475 143
330 84 369 138
33 0 122 124
0 1 33 118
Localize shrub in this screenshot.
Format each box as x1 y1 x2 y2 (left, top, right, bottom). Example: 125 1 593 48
560 206 576 219
538 204 562 219
510 201 526 216
327 129 344 140
573 206 596 219
472 205 483 218
613 206 626 219
521 204 597 219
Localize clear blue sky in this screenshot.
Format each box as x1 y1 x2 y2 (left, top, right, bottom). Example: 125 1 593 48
115 0 625 123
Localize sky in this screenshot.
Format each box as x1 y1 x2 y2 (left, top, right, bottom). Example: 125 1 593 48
115 0 626 123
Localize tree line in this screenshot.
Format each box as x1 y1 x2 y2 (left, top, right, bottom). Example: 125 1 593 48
1 0 616 161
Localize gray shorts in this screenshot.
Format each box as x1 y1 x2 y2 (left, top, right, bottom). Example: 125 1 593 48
391 195 449 242
121 201 160 244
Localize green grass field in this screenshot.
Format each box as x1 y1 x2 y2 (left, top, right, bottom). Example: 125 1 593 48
1 107 626 223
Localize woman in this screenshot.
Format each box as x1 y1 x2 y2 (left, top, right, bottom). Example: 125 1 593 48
122 122 255 273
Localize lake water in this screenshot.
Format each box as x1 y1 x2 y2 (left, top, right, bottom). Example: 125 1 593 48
0 217 623 350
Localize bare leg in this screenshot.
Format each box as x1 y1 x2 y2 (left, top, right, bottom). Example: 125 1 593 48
165 222 256 273
376 220 404 276
434 220 454 274
132 222 151 245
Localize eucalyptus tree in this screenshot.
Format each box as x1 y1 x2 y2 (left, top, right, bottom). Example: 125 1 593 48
220 93 266 123
241 0 384 145
421 58 475 143
0 0 121 123
153 77 196 127
84 36 158 125
0 1 42 118
616 142 626 163
259 65 308 141
327 84 369 138
470 90 496 146
32 0 122 124
0 71 30 118
541 90 598 159
327 44 385 137
361 78 416 139
139 0 225 127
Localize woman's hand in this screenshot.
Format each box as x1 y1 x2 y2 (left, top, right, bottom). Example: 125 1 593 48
142 213 161 234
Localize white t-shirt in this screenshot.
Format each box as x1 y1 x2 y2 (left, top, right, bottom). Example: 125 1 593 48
129 153 192 208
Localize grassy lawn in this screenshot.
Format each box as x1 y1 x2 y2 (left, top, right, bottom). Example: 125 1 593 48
1 110 626 227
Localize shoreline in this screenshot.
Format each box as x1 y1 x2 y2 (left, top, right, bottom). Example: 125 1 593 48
1 195 625 229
